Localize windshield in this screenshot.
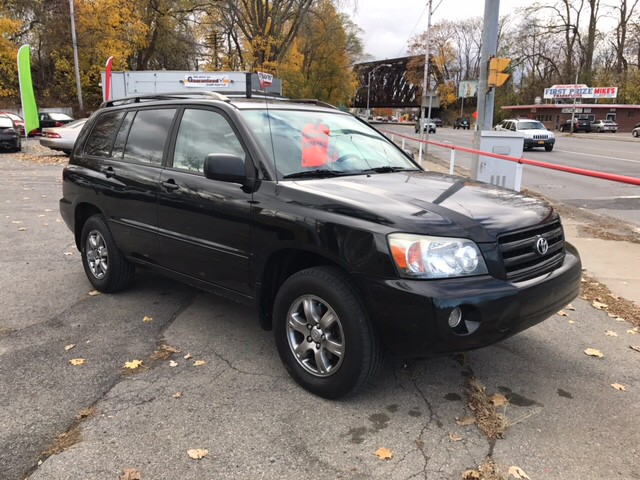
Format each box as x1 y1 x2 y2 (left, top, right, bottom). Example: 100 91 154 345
518 121 545 130
240 109 419 178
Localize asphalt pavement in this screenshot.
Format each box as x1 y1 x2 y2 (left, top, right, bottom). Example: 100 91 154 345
1 144 639 480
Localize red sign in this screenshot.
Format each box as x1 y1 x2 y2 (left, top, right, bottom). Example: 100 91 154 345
472 111 478 120
104 56 113 102
301 123 330 167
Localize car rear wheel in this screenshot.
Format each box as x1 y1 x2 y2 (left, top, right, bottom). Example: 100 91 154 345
80 215 135 293
633 130 639 138
273 266 382 399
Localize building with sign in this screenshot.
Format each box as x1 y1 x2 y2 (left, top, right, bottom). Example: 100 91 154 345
500 103 640 132
502 83 639 132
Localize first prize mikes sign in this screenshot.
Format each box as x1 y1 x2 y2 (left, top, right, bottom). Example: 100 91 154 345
544 84 618 99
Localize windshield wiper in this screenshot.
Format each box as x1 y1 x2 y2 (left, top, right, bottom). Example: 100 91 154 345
361 166 420 174
283 169 346 179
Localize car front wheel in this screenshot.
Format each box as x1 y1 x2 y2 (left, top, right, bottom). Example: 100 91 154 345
545 144 554 151
80 215 135 293
633 130 639 138
273 266 382 399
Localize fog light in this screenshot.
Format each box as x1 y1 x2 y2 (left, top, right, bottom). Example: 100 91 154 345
448 307 462 328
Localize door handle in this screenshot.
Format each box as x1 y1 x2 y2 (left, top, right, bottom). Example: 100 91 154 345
161 180 180 192
101 166 115 178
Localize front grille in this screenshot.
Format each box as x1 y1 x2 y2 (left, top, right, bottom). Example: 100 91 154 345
532 134 548 140
497 220 565 282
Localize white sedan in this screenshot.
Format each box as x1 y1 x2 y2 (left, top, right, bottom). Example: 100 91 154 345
39 118 88 154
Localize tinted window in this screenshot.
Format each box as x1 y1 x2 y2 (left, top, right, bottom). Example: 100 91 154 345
172 109 245 173
123 109 176 165
111 111 136 159
84 111 125 157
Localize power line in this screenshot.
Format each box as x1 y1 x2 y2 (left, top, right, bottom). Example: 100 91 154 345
396 3 428 57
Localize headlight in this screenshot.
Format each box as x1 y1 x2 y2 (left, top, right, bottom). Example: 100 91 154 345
388 233 488 279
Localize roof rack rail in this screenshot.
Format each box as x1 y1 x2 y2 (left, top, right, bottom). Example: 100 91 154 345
100 91 229 109
287 98 339 110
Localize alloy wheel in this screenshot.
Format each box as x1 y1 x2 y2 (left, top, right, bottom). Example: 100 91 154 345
85 229 108 279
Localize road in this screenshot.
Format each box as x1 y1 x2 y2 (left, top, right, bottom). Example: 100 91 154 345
1 148 639 480
380 124 640 228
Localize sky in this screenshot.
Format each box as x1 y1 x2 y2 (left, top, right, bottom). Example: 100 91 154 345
344 0 532 61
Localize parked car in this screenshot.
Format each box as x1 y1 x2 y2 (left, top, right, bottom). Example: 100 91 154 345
591 119 618 133
39 118 88 154
0 112 26 136
559 118 591 133
0 115 22 152
35 112 75 135
453 117 470 129
632 124 640 137
432 117 443 128
494 119 556 151
415 118 436 133
60 92 581 399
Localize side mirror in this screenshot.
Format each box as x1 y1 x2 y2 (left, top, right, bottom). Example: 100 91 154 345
203 153 248 185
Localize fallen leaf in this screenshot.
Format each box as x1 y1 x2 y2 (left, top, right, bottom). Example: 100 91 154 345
142 316 153 323
630 345 640 353
162 344 181 354
616 317 626 322
580 277 586 283
184 353 192 360
565 303 575 311
173 391 183 398
119 467 141 480
88 290 100 296
508 465 531 479
169 360 178 367
584 348 604 358
18 227 26 231
193 360 206 367
11 220 22 224
69 358 85 366
463 470 481 479
604 330 618 337
611 383 626 391
64 344 76 351
449 432 463 442
187 449 208 460
608 293 620 300
568 320 576 324
627 328 639 335
124 360 143 370
456 416 476 426
592 301 607 310
44 208 52 212
489 393 508 406
608 312 617 318
557 310 568 317
63 252 73 256
374 447 393 460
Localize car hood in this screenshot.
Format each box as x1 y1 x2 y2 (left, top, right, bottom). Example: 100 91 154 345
283 171 555 242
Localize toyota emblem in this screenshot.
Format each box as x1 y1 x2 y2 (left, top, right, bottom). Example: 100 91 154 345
535 237 549 255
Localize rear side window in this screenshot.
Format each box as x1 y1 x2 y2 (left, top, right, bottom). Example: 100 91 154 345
84 111 125 157
123 109 176 165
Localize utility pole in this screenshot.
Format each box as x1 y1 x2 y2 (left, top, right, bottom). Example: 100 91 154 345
471 0 500 179
69 0 83 111
418 0 432 163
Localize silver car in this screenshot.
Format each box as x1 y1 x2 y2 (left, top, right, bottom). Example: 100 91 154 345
40 118 88 154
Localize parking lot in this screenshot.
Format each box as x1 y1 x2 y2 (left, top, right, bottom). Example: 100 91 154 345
1 144 639 480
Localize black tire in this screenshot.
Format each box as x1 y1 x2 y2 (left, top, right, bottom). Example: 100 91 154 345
80 215 135 293
273 266 382 399
633 130 639 138
545 144 554 152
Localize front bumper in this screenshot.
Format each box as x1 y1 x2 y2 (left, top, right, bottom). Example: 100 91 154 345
524 138 555 148
360 243 581 358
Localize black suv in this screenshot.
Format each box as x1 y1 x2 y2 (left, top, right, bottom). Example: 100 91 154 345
559 118 591 133
60 92 581 398
453 117 470 130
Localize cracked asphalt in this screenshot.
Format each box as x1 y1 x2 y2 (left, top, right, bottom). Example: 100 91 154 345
1 151 639 480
